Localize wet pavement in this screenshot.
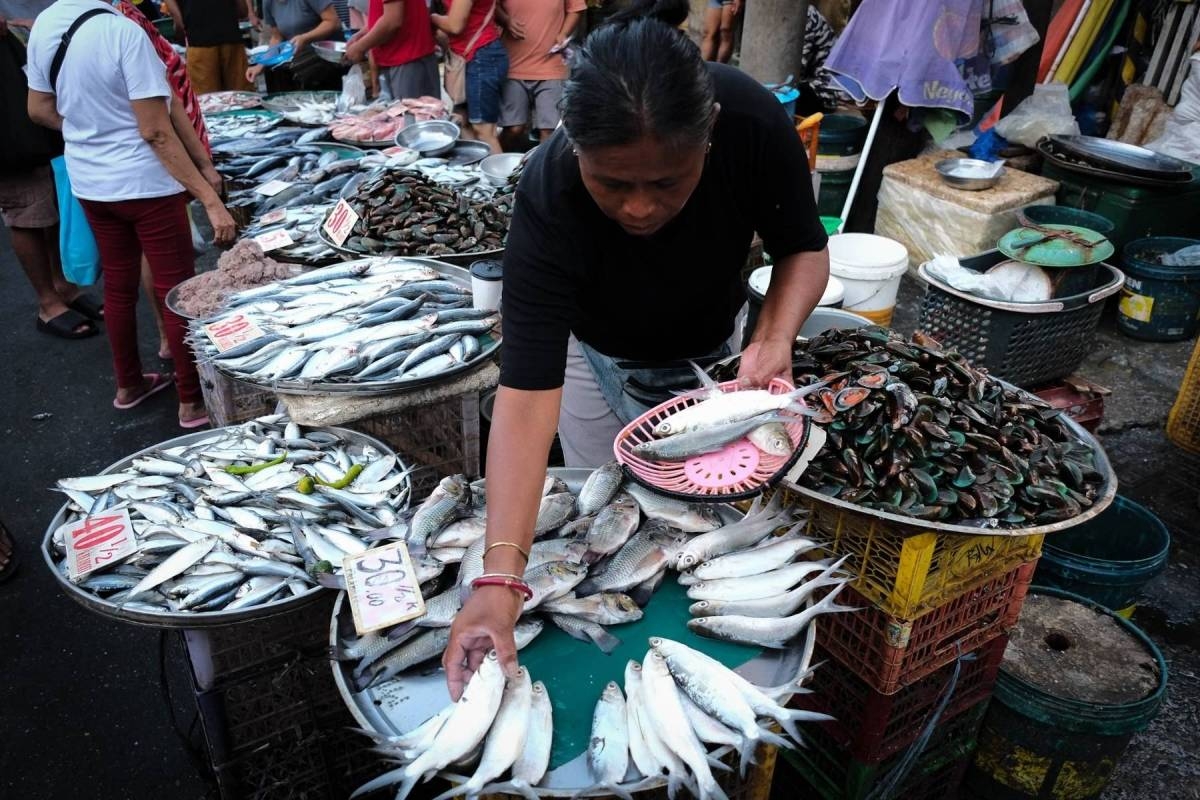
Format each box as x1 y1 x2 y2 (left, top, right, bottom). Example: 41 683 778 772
1 230 1196 799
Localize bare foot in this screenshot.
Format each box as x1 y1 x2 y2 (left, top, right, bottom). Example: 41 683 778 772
159 341 173 360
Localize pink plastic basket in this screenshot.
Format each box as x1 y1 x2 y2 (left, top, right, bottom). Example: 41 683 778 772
614 378 812 502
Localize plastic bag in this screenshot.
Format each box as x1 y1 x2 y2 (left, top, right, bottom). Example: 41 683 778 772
1145 54 1200 162
50 156 102 286
1162 245 1200 267
924 254 1052 302
339 64 366 113
993 83 1080 148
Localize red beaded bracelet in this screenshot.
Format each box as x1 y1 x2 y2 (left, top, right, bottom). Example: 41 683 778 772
470 575 534 601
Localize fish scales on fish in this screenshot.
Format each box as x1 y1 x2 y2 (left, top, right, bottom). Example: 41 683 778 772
48 415 412 617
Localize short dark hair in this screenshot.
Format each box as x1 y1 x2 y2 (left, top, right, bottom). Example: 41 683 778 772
560 0 716 151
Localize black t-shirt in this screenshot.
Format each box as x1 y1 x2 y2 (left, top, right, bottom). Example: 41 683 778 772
176 0 244 46
499 63 828 391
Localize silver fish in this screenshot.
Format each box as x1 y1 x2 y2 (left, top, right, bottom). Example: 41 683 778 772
577 462 625 516
478 680 553 800
524 561 589 610
674 494 795 570
652 384 821 437
687 583 857 648
686 559 837 602
534 492 577 536
586 682 633 800
577 523 684 596
631 413 794 462
580 496 640 561
623 482 722 533
691 531 825 581
547 613 621 654
541 592 644 626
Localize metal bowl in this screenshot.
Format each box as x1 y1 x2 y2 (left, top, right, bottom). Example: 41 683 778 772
479 152 523 186
312 40 347 64
394 120 460 156
935 158 1005 191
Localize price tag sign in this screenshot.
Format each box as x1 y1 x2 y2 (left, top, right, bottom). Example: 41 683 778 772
253 229 294 252
255 179 293 197
343 541 427 635
203 313 267 353
259 209 288 225
322 198 360 247
65 509 137 582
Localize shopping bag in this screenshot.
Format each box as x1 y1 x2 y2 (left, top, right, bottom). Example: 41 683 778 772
50 156 102 286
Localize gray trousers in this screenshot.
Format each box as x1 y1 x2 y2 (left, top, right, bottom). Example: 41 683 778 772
559 336 626 469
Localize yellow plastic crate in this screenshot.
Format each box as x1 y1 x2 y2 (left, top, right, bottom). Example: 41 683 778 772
766 484 1044 619
1167 335 1200 453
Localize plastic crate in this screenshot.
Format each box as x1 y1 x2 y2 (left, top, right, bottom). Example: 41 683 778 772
780 699 986 800
349 390 481 500
793 635 1007 764
197 359 280 428
917 250 1123 387
767 484 1044 619
817 559 1037 695
184 594 335 691
1167 335 1200 454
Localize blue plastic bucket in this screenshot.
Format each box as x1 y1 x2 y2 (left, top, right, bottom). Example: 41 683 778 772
1034 496 1171 614
1118 236 1200 341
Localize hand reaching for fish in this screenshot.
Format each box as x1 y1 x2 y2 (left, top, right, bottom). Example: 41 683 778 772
736 338 795 389
443 586 524 700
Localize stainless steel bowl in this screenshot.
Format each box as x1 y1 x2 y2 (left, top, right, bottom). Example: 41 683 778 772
312 40 346 64
480 152 523 186
935 157 1005 191
394 120 461 156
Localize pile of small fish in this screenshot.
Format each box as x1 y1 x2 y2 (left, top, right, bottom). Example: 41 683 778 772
332 169 511 257
709 327 1107 528
330 97 448 145
626 366 813 464
220 143 367 221
351 638 825 800
240 204 342 266
204 110 282 139
675 496 855 649
198 91 262 114
47 416 412 617
191 259 498 389
261 91 339 126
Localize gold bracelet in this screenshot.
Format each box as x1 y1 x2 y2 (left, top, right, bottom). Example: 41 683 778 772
483 541 530 561
475 571 527 583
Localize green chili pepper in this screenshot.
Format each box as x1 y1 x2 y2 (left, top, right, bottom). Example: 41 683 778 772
224 453 286 475
297 475 316 494
315 463 363 490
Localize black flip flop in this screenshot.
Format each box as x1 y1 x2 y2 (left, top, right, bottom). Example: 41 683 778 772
67 293 105 321
36 309 98 340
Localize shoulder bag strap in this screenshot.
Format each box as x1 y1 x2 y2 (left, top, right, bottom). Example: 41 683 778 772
49 8 113 90
461 0 497 61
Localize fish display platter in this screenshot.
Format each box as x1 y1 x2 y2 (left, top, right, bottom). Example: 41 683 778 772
207 260 502 397
41 426 406 630
329 468 806 795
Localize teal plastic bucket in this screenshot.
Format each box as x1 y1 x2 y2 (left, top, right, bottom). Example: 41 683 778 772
1034 495 1170 613
966 587 1168 799
1117 236 1200 341
817 114 868 156
1022 205 1115 237
817 168 853 218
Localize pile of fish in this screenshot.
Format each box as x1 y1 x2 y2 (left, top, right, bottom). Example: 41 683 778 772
330 97 448 145
709 327 1107 528
331 169 511 257
198 91 262 114
261 91 339 126
240 204 343 266
191 259 499 389
352 638 825 800
625 366 812 464
204 110 282 139
219 141 368 221
47 416 413 617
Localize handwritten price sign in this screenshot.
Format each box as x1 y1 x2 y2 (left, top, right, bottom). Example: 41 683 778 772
253 229 293 252
322 199 360 247
203 313 267 353
343 541 427 635
254 179 293 197
65 510 137 582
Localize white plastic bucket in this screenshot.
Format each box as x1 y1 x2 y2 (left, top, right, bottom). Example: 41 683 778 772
827 233 908 327
748 268 845 308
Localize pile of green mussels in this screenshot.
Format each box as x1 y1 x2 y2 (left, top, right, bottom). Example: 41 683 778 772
712 326 1105 528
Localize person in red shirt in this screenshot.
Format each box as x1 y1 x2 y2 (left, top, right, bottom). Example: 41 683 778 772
345 0 439 100
433 0 508 153
497 0 583 149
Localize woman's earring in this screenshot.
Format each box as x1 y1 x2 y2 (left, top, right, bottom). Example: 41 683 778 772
706 142 712 153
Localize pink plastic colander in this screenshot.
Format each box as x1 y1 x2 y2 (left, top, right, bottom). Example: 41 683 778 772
614 378 811 501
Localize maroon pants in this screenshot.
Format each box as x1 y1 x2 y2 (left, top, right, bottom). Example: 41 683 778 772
79 194 201 404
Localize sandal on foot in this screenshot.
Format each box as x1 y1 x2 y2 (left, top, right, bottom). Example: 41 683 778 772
179 413 210 430
36 309 98 340
67 293 105 321
158 348 174 361
113 372 173 410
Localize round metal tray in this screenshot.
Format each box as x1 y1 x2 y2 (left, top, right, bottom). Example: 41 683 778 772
42 426 410 630
329 467 806 795
165 265 305 322
203 259 502 396
788 389 1117 537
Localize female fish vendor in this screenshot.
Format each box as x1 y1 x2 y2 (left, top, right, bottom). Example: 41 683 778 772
443 0 830 699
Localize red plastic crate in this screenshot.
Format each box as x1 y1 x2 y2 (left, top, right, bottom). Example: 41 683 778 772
816 559 1036 694
793 635 1007 763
